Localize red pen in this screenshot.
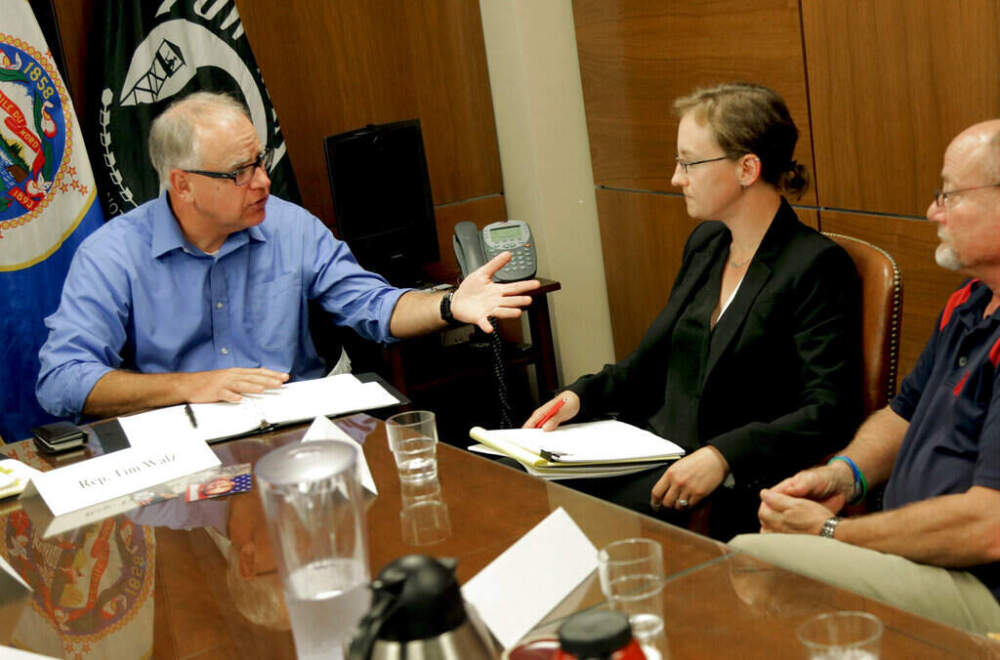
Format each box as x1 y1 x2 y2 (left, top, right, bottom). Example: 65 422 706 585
535 397 566 428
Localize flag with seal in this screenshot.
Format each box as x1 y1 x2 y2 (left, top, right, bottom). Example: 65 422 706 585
0 0 104 442
90 0 300 219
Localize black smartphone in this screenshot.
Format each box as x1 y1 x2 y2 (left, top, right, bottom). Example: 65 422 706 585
31 421 88 455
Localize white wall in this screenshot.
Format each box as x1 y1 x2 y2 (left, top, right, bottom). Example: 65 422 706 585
478 0 615 388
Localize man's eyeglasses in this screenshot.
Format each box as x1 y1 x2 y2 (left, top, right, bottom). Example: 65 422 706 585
933 184 1000 208
675 155 728 174
184 148 274 186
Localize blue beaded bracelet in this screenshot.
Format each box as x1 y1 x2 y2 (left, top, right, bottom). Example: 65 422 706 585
828 455 868 505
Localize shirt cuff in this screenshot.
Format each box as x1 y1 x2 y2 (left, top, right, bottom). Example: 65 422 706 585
39 362 114 418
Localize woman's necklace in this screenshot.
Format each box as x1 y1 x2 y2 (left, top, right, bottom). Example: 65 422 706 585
729 254 752 268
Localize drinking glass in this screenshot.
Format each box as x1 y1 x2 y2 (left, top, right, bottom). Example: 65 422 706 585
386 410 439 485
256 440 371 660
597 538 666 650
399 477 451 546
400 496 452 546
797 611 883 659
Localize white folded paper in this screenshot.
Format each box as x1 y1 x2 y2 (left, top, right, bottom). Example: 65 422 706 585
461 507 598 649
302 416 378 495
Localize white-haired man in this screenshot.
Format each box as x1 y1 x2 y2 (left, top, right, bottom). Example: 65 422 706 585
37 92 537 419
730 120 1000 634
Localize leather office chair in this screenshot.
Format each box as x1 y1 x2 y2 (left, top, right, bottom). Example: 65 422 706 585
823 232 903 416
688 232 903 536
823 233 902 516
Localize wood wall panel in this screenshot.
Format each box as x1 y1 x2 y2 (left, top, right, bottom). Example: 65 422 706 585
573 0 816 206
50 0 95 121
820 211 965 382
233 1 502 223
803 0 1000 216
596 189 699 358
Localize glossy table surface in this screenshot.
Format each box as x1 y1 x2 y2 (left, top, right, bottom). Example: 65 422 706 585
1 416 997 658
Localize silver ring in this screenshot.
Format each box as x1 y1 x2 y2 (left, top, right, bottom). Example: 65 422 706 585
677 499 689 508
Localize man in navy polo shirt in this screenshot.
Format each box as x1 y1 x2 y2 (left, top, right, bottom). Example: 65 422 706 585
730 120 1000 634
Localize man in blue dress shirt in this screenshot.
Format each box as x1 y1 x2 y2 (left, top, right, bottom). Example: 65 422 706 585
730 120 1000 634
36 92 537 420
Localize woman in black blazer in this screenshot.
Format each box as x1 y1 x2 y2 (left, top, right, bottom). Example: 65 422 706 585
524 83 863 539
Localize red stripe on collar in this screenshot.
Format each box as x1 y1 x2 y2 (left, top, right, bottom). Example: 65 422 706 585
940 280 979 330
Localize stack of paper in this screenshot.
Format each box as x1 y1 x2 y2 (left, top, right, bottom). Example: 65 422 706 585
0 458 42 499
468 420 685 480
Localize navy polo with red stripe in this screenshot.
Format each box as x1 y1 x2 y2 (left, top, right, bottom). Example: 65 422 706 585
886 279 1000 601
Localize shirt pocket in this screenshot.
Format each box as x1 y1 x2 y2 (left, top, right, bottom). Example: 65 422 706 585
247 271 301 353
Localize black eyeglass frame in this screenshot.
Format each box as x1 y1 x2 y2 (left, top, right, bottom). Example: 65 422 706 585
674 154 730 174
933 183 1000 208
183 147 274 186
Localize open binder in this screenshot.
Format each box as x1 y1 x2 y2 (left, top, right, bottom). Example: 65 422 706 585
468 420 685 480
118 373 402 447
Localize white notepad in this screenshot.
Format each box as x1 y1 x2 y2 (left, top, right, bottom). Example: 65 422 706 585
470 420 685 467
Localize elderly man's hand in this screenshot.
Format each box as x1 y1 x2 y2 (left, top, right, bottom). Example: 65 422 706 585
768 463 854 514
758 488 837 535
450 252 540 333
650 446 729 511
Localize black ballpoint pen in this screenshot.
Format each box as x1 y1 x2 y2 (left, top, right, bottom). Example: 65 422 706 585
184 403 198 428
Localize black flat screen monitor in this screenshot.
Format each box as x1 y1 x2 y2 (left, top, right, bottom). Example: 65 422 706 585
323 119 439 287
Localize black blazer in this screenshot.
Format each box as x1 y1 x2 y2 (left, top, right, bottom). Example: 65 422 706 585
569 199 863 490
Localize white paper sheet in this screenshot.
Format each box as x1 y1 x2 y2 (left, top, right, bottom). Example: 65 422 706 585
302 416 378 495
0 646 59 659
0 458 42 499
461 507 598 649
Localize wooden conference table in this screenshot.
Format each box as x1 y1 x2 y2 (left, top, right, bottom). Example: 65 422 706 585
0 416 997 658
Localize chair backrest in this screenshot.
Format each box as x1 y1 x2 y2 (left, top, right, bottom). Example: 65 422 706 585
824 233 903 416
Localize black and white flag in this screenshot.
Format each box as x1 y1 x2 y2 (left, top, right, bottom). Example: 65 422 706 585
90 0 300 218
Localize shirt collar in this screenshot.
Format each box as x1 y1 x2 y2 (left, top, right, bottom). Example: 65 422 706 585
150 191 268 258
954 280 999 329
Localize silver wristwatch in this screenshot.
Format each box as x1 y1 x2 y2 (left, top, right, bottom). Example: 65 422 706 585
819 516 841 539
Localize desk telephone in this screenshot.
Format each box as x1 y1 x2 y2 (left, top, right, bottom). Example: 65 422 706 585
451 220 536 429
453 220 537 282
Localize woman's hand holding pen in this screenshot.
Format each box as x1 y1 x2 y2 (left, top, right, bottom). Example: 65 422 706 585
523 391 581 431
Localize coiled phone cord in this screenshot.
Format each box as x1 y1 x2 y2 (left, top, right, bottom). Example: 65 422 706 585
489 317 514 428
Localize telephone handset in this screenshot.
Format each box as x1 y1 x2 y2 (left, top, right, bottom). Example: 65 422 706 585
453 220 537 282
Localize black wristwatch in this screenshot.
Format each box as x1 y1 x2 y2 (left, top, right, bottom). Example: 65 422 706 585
439 291 463 327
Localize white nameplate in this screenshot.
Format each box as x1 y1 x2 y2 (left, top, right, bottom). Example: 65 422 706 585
20 437 220 516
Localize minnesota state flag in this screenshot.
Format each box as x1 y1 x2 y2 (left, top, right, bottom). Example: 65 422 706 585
89 0 300 217
0 1 104 442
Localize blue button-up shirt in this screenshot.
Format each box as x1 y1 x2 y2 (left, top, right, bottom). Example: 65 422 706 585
37 193 408 417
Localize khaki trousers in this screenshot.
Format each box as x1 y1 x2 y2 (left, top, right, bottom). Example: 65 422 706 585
730 533 1000 635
